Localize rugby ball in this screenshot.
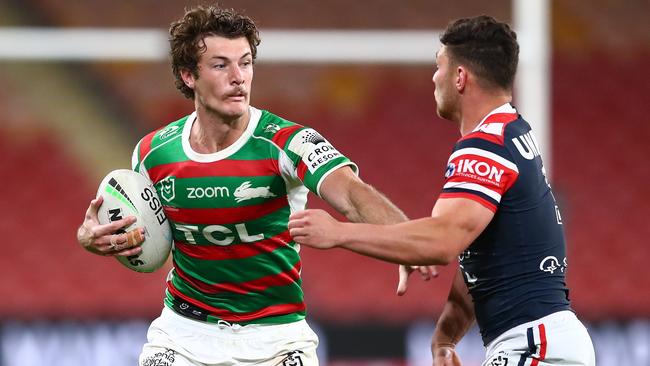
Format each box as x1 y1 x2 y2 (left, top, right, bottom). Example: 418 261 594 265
96 169 172 273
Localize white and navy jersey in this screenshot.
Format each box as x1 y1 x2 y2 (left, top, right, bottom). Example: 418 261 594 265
440 104 572 345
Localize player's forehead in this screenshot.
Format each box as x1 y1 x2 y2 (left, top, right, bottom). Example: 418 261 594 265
435 45 449 63
199 35 252 61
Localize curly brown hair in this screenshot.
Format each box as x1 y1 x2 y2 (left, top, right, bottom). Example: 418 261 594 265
169 5 260 99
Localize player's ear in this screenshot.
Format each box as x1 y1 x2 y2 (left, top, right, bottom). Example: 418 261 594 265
456 66 467 92
180 68 196 89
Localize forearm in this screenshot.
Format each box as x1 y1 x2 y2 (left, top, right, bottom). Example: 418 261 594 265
344 183 408 224
432 270 475 351
338 217 459 265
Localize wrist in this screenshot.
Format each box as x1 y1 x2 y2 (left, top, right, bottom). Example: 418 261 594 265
336 222 356 247
432 341 456 355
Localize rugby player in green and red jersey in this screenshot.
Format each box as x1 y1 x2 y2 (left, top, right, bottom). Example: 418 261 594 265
76 5 434 366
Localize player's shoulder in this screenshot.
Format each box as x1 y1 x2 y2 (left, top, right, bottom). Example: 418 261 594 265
459 112 520 147
253 109 307 149
138 115 189 155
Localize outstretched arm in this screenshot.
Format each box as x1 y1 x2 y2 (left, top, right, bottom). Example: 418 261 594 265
319 166 407 225
431 268 475 366
317 167 438 286
289 195 493 265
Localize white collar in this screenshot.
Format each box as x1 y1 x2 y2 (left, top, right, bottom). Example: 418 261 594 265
181 106 261 163
472 103 517 133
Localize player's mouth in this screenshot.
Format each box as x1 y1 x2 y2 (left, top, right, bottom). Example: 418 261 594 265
225 90 247 102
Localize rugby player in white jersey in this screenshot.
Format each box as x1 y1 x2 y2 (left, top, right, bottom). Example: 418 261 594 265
290 16 596 366
76 5 435 366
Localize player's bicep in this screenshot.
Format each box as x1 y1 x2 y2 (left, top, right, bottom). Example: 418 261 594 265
432 197 494 253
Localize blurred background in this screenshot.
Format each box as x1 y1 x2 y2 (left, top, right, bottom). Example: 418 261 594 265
0 0 648 365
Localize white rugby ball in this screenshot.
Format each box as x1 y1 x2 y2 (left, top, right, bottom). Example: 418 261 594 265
96 169 172 273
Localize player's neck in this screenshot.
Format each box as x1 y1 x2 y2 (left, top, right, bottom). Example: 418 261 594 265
190 107 250 154
458 93 511 136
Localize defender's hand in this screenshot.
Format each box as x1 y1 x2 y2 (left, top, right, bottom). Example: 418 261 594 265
397 265 439 296
433 346 462 366
77 196 144 256
288 209 344 249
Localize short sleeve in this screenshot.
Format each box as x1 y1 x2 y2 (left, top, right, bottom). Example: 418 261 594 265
440 140 519 212
281 127 358 196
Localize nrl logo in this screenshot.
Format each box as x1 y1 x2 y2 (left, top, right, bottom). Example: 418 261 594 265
234 181 276 203
156 176 176 202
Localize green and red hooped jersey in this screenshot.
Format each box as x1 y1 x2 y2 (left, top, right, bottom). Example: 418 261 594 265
131 107 357 325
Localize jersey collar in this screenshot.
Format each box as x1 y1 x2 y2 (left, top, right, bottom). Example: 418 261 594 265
471 103 517 133
182 106 261 163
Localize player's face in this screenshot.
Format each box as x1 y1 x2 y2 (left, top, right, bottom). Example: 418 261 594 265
192 36 253 120
432 46 459 121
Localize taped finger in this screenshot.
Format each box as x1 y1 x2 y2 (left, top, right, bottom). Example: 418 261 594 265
108 235 118 250
126 229 145 246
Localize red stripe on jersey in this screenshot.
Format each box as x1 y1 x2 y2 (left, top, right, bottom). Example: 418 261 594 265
138 129 162 163
147 159 278 183
271 125 303 149
167 282 306 322
530 323 548 366
459 113 518 145
447 151 519 195
485 112 518 124
175 230 292 260
165 195 289 225
173 260 301 295
297 160 308 181
439 192 497 212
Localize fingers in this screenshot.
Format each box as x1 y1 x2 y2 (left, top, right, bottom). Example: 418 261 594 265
84 196 104 221
396 265 413 296
90 216 138 239
397 265 440 296
100 228 146 255
417 265 439 281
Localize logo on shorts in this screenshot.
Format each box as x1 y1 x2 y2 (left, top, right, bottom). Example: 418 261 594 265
488 351 509 366
141 349 177 366
282 350 304 366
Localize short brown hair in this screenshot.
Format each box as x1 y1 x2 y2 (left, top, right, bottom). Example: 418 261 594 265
169 5 261 99
440 15 519 91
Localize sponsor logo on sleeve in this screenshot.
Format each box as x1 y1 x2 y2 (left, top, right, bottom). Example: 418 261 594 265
288 129 342 173
450 158 505 187
445 162 456 178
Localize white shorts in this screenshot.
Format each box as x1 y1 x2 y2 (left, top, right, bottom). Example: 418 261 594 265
139 307 319 366
483 311 595 366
